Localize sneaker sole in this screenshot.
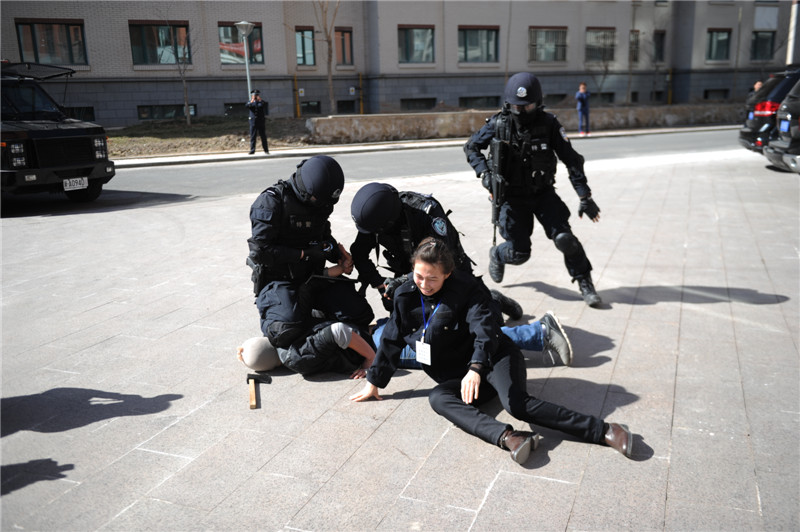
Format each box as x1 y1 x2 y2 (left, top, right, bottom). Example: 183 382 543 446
545 311 573 366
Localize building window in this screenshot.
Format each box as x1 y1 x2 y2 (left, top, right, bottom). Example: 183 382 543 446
457 27 498 63
629 30 640 64
542 93 567 107
528 27 567 62
704 88 729 100
335 28 353 65
398 26 434 63
137 104 196 120
218 23 263 64
300 101 321 115
706 29 731 61
129 22 191 65
459 96 501 109
337 100 356 114
586 28 615 63
751 31 775 61
16 20 88 65
64 106 95 121
400 97 437 111
654 30 666 63
296 27 315 66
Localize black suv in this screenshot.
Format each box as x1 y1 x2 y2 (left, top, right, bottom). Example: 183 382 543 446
764 79 800 172
1 62 115 202
739 69 800 153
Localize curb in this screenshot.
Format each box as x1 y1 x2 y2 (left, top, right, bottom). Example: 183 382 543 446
113 124 739 169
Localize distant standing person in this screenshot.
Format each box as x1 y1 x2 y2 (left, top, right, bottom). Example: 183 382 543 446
575 82 590 136
246 89 269 154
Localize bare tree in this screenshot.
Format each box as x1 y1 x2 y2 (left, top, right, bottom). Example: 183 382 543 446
584 29 615 100
311 0 342 114
155 10 196 125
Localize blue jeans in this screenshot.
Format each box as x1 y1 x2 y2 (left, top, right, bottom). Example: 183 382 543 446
578 109 590 133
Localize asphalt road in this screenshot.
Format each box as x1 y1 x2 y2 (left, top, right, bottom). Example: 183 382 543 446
1 128 747 218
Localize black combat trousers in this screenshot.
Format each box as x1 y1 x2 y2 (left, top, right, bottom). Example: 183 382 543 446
497 187 592 279
428 341 606 447
257 277 373 348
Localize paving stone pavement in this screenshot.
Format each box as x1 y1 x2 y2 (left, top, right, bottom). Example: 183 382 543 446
1 140 798 531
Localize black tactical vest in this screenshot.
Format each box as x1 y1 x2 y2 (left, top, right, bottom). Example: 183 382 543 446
495 110 558 194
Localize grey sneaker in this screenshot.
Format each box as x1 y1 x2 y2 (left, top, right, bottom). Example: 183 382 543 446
576 275 602 307
488 246 505 283
490 289 523 321
540 311 573 366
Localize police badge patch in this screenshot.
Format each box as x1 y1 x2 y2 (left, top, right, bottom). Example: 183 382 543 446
432 217 448 236
560 127 569 141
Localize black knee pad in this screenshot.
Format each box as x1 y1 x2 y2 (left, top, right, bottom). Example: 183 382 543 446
554 232 581 256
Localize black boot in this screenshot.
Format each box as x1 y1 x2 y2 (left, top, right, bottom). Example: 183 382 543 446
575 274 602 307
490 289 523 321
488 246 505 283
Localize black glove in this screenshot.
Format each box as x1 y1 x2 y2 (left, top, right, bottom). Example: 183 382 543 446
578 196 600 220
480 171 492 191
302 244 325 262
383 275 407 300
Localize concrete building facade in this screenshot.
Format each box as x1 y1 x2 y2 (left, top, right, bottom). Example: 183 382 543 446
1 0 795 128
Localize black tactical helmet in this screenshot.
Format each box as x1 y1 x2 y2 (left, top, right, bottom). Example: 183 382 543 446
292 155 344 206
350 182 402 233
504 72 543 107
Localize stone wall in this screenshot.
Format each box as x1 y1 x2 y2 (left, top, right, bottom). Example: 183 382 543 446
306 103 743 144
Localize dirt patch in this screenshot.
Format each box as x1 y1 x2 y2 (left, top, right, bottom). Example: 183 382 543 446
107 117 311 159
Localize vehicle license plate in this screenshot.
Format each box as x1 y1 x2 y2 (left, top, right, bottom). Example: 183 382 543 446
748 111 754 120
780 119 790 132
63 177 88 191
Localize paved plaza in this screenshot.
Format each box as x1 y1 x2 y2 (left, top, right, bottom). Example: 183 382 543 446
1 137 798 530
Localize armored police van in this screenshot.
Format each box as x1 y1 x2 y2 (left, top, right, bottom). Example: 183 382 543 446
1 62 115 202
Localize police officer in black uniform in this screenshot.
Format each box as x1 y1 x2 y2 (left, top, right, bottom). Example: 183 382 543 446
349 182 523 321
247 155 374 348
464 72 602 307
246 89 269 154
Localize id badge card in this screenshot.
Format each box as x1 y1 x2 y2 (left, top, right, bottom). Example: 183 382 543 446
415 340 431 365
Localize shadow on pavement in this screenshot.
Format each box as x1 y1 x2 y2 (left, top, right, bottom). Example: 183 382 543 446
1 387 183 437
517 281 789 305
1 458 75 496
1 189 196 218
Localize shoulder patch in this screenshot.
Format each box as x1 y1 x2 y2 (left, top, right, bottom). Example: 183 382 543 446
432 217 448 237
559 127 569 142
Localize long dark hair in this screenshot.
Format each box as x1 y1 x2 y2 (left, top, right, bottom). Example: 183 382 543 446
411 237 455 275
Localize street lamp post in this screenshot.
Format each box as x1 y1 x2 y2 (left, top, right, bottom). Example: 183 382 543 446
235 21 255 98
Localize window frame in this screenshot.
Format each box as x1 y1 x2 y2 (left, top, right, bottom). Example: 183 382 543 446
335 27 354 66
398 25 435 64
706 28 731 61
653 30 666 63
629 29 640 65
15 19 88 65
218 22 264 65
750 30 775 61
585 27 616 63
457 26 499 63
528 26 567 63
128 21 191 65
295 26 316 66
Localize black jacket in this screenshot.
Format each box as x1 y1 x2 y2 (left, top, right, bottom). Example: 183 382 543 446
350 191 471 289
464 108 591 198
367 269 512 388
248 180 335 283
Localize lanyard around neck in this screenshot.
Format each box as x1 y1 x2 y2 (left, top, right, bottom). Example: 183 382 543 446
420 295 441 341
